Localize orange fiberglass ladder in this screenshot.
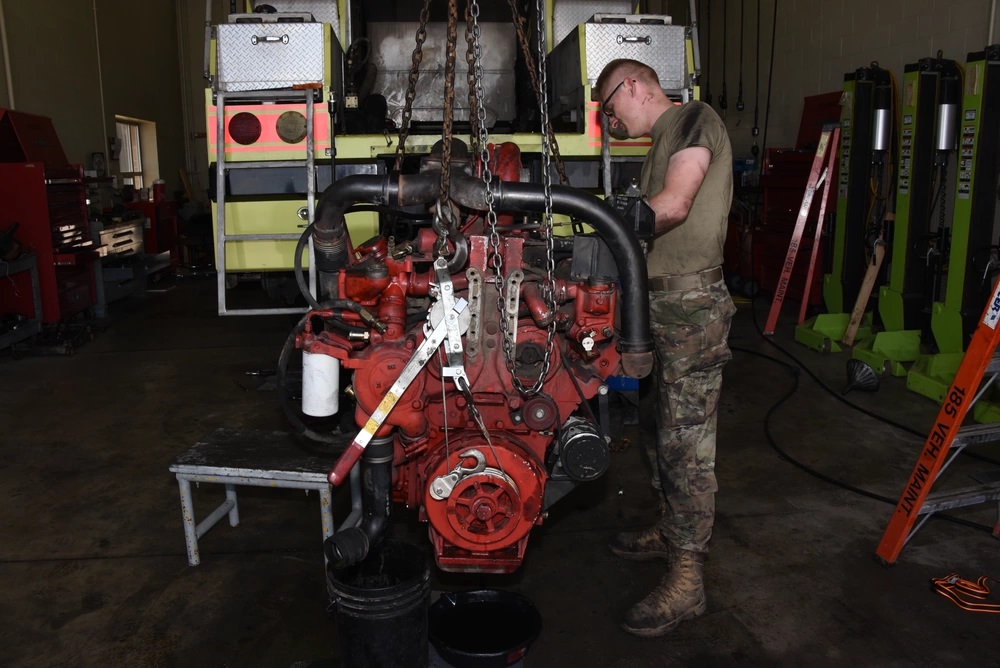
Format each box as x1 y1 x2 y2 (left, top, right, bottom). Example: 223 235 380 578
763 124 840 335
876 275 1000 564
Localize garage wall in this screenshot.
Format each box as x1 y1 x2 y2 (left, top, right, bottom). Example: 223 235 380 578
97 0 185 195
1 1 105 165
696 0 1000 158
177 0 232 202
0 0 184 195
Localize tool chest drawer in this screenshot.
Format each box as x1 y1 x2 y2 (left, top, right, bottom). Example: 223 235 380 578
98 221 144 257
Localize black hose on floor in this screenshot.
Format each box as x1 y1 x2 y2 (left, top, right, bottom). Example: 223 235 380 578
732 339 992 534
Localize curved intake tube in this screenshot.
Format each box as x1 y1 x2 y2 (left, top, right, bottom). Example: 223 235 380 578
323 436 393 568
312 170 653 377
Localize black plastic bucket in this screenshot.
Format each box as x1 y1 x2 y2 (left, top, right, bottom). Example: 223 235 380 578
428 590 542 668
329 539 430 668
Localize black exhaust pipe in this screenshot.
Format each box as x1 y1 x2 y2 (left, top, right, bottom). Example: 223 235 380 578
323 436 393 568
309 170 653 377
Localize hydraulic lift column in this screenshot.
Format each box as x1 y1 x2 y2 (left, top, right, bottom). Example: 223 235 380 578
908 46 1000 407
796 65 890 352
853 58 959 376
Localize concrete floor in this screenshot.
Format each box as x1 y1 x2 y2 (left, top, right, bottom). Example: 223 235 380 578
2 278 999 667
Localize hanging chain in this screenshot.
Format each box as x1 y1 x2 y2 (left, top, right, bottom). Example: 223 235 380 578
433 0 461 257
470 0 521 393
464 3 481 154
469 0 502 299
394 0 432 173
505 0 569 186
528 0 558 396
439 0 459 205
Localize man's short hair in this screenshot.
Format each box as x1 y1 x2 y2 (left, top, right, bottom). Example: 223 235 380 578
593 59 660 101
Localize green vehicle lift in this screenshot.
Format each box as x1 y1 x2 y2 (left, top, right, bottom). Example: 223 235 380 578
908 46 1000 420
853 58 959 376
797 67 891 352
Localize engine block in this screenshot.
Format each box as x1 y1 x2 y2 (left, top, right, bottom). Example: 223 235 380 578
290 143 652 573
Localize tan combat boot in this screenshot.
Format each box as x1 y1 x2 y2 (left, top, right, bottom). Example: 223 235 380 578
621 546 707 637
608 499 671 561
608 524 672 561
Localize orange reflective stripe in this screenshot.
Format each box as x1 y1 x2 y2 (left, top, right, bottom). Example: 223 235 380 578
207 106 331 147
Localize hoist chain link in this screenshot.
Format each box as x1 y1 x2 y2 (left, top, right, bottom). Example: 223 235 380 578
431 0 462 258
528 0 558 396
506 0 569 186
394 0 432 173
464 3 481 153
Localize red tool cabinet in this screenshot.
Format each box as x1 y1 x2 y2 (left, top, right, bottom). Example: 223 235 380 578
0 162 97 323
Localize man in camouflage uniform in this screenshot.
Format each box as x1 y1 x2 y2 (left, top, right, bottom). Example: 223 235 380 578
594 59 735 637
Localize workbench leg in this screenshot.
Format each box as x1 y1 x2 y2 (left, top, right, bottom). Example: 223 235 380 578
177 476 200 566
320 485 334 571
320 485 334 541
225 484 239 527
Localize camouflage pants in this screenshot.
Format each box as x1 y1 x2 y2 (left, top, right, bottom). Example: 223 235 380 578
645 276 735 554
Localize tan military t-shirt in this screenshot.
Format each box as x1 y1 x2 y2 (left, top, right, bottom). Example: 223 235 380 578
639 100 733 276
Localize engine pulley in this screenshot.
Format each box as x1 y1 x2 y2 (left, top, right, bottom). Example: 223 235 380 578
424 435 544 553
445 468 522 546
520 395 559 432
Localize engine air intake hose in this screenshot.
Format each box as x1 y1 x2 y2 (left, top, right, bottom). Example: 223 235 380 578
323 436 394 568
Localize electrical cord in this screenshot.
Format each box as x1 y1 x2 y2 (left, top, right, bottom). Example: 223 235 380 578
751 0 761 156
703 0 712 105
738 282 993 533
736 0 745 119
719 0 728 115
760 0 778 162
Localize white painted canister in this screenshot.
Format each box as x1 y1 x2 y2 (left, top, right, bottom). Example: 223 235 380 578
302 351 340 417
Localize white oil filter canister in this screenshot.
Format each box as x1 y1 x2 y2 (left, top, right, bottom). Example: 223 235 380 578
302 351 340 417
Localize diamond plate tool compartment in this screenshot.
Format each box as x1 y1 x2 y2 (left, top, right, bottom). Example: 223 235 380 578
217 21 325 92
548 18 688 119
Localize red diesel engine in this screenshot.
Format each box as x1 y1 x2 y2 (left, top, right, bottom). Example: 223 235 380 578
284 143 653 574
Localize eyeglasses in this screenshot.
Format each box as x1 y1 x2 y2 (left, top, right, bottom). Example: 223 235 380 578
602 80 626 118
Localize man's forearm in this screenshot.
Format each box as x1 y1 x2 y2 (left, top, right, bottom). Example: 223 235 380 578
648 192 694 237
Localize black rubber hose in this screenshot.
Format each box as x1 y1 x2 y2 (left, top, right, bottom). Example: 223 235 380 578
449 175 654 364
323 436 394 567
313 171 439 238
294 221 324 309
292 221 380 321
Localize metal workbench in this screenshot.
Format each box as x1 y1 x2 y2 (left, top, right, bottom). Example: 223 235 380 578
169 427 360 566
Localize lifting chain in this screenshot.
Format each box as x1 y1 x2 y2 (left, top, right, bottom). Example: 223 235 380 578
439 0 460 206
530 0 558 394
394 0 432 173
433 0 461 257
474 0 557 396
464 3 481 153
506 0 569 186
469 0 501 302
